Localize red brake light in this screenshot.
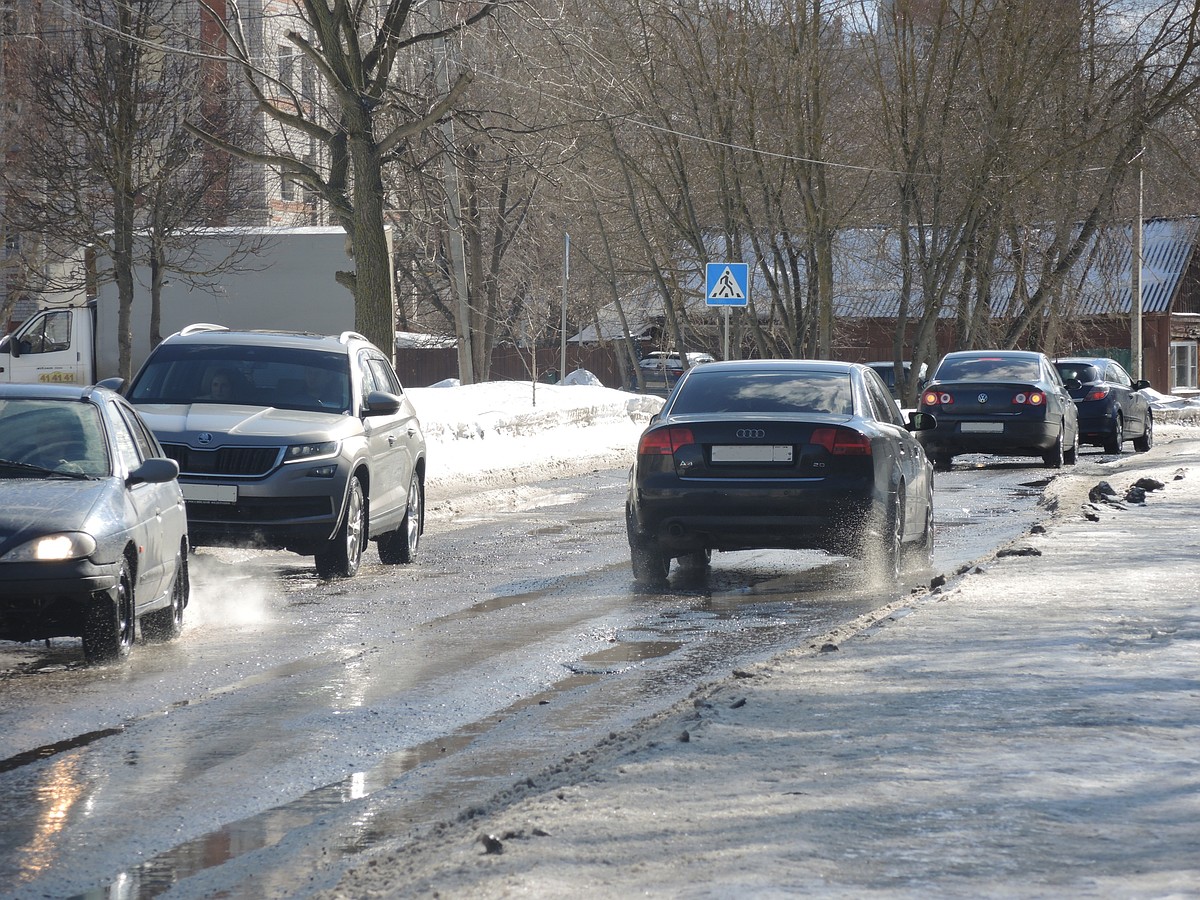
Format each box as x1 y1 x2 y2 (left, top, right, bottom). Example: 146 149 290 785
638 426 695 455
922 390 952 406
810 426 872 456
1085 388 1110 401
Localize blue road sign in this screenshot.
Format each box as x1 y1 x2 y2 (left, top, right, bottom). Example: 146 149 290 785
706 262 749 306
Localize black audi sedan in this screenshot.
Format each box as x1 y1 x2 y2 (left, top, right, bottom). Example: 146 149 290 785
625 359 936 585
918 349 1079 471
0 383 188 662
1053 356 1153 454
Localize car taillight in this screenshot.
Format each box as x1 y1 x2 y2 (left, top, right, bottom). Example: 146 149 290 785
1085 387 1110 401
810 426 872 456
1012 391 1046 406
922 390 952 407
638 426 695 455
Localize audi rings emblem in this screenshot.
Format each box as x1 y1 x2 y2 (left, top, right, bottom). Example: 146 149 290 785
977 393 989 404
736 428 766 439
198 432 214 445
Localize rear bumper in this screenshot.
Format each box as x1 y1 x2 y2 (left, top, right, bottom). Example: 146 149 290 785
629 482 875 554
918 419 1058 458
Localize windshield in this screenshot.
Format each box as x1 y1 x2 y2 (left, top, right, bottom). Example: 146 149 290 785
128 344 352 413
670 371 854 416
0 398 109 476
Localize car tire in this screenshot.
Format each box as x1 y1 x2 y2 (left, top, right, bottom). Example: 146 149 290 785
630 536 670 585
83 557 135 663
1063 425 1079 465
1042 427 1065 468
316 476 366 579
1103 413 1123 454
1134 412 1154 453
863 492 902 583
934 453 953 472
378 472 422 565
142 544 188 642
683 548 712 569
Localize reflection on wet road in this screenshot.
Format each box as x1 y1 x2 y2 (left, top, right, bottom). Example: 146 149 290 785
0 462 1055 899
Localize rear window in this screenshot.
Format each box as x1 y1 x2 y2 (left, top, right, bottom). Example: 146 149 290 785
1054 363 1100 384
934 356 1040 382
669 371 853 416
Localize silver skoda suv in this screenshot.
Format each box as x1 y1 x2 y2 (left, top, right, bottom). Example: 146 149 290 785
126 325 425 578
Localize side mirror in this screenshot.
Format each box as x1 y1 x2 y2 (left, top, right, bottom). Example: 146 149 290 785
96 376 125 392
1135 379 1151 391
363 390 402 417
127 457 179 486
1065 379 1083 391
907 411 936 432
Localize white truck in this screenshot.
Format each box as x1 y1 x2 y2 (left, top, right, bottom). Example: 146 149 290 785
0 226 387 385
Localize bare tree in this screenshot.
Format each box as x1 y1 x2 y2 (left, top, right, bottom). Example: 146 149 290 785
190 0 499 363
1 0 256 380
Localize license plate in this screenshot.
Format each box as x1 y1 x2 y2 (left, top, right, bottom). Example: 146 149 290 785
712 445 793 463
960 422 1004 433
182 483 238 504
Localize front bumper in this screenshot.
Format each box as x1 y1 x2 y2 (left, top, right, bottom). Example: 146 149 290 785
179 460 347 553
0 560 120 643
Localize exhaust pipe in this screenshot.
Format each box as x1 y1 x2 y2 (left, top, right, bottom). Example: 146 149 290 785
667 522 686 538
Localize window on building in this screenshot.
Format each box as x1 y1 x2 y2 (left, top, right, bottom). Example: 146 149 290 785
1171 341 1198 391
280 173 294 202
278 45 295 92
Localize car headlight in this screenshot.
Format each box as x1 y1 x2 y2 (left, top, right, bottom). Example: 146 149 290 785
2 532 97 562
284 440 339 463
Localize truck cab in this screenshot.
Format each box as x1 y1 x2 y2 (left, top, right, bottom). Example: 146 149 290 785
0 304 95 385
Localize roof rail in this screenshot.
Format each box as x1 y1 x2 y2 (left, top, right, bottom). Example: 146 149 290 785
338 331 368 345
179 323 229 336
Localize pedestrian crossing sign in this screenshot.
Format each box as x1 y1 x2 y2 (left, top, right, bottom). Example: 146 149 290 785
706 262 749 306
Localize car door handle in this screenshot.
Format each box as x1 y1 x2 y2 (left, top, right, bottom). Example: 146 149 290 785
406 427 417 437
387 434 397 446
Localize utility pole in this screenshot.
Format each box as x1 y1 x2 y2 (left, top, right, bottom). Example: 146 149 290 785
431 0 473 385
560 232 569 379
1132 148 1144 380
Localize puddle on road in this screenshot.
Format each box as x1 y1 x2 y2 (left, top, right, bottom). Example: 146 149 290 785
73 668 605 899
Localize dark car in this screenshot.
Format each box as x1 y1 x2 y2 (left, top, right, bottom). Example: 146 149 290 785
918 349 1079 471
625 359 936 585
125 326 426 579
633 351 716 395
1053 357 1153 454
866 360 926 402
0 383 188 662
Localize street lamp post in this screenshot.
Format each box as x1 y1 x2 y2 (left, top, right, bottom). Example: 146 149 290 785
1132 148 1144 381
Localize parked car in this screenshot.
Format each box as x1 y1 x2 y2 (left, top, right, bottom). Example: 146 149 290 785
0 383 188 662
866 360 926 402
625 359 936 585
123 326 426 579
634 351 716 395
918 349 1080 471
1053 356 1153 454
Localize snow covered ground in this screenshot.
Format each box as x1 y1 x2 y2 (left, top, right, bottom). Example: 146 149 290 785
408 376 662 518
317 377 1200 898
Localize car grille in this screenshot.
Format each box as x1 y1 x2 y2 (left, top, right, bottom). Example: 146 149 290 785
186 496 332 523
161 443 281 477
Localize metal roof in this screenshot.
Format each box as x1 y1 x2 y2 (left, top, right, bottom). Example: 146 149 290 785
571 218 1200 342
